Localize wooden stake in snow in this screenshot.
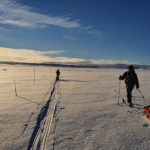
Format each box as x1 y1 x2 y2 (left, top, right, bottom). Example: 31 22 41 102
14 80 17 96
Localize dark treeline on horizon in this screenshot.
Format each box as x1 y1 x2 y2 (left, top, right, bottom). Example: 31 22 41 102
0 61 150 69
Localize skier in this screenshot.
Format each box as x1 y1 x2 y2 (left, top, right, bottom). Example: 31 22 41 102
119 65 139 107
56 69 60 81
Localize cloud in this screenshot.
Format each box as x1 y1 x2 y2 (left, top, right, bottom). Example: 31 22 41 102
0 20 34 28
0 0 103 39
40 51 65 55
0 47 136 65
0 46 86 63
52 57 86 62
0 0 81 28
0 47 66 63
90 59 138 65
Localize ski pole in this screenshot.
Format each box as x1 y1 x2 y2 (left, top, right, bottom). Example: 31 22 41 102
137 89 148 106
133 96 144 98
137 89 144 98
118 80 121 105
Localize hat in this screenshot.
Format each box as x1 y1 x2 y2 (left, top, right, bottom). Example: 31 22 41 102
128 65 134 70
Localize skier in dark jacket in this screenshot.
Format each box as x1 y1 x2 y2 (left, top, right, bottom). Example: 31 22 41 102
119 65 139 107
56 69 60 81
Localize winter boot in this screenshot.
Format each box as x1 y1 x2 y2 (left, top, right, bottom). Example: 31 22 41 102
128 103 132 107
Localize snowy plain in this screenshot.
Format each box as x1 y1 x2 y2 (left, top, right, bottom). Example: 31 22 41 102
0 64 150 150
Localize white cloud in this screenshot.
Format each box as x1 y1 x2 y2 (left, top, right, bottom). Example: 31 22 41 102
0 0 104 39
0 47 136 65
0 46 86 63
90 59 137 65
0 47 66 63
52 57 86 62
40 51 65 55
0 20 34 27
0 0 81 28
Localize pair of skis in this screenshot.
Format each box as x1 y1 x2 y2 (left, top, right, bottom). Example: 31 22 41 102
122 99 144 115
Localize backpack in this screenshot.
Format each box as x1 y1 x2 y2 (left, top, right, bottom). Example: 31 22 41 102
126 71 135 85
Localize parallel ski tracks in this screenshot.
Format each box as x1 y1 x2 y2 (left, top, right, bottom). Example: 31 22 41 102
27 81 58 150
133 104 144 115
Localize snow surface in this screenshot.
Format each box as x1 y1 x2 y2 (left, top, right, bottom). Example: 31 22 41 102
0 64 150 150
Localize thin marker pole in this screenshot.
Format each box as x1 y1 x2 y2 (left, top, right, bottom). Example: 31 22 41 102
34 56 35 85
14 80 17 96
118 80 121 104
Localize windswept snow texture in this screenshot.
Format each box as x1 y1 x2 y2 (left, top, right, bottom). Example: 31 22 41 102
0 64 57 150
0 64 150 150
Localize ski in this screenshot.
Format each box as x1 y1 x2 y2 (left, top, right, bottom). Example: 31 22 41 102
122 99 132 107
122 99 144 115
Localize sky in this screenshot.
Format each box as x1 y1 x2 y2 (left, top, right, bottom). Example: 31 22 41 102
0 0 150 65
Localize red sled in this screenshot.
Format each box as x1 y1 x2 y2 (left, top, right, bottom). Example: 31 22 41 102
144 106 150 119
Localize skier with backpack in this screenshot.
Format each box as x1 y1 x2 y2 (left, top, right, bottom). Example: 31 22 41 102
56 69 60 81
119 65 139 107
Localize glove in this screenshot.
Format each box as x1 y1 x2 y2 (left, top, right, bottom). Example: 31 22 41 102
119 75 122 80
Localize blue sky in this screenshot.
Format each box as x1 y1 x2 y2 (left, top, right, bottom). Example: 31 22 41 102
0 0 150 65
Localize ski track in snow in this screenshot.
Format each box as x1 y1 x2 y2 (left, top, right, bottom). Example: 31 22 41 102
21 80 56 137
27 80 58 150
